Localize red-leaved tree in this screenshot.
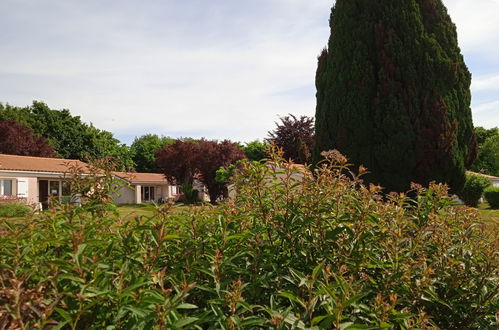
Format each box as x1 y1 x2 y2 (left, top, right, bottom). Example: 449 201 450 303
267 114 315 164
155 140 200 186
196 140 246 202
0 120 56 157
156 139 245 203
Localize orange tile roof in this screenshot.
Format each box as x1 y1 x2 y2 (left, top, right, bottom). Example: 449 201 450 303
0 153 95 174
113 172 170 184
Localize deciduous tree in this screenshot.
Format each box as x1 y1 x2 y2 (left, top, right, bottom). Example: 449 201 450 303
267 114 314 164
472 134 499 176
196 140 245 202
156 140 201 186
156 139 245 203
242 140 268 162
0 120 56 157
130 134 174 172
0 101 133 170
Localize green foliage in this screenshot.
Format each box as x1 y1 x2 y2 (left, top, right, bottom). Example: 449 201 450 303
130 134 174 173
242 140 268 162
484 186 499 209
458 174 491 207
314 0 476 194
179 184 199 204
475 126 499 145
0 151 497 329
0 101 133 170
0 203 31 217
471 133 499 176
215 164 237 183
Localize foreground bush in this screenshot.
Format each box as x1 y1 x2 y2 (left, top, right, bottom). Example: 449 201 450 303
484 186 499 209
0 151 497 329
458 173 491 207
0 202 31 217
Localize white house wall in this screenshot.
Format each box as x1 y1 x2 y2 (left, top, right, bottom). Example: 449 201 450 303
27 178 37 204
0 173 39 205
113 185 136 204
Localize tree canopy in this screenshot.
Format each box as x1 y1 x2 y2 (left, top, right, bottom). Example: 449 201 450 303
130 134 174 173
267 114 314 164
241 140 268 162
0 120 56 157
314 0 476 193
196 140 246 202
156 139 245 203
471 127 499 176
156 140 201 186
0 101 133 170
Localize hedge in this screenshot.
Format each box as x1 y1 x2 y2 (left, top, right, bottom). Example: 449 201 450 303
484 186 499 209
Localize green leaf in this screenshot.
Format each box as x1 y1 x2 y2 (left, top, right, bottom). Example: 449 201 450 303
279 292 306 308
124 306 149 318
340 322 354 330
50 321 69 330
422 288 452 309
58 274 85 283
55 307 72 323
172 316 198 328
343 292 369 308
312 315 332 326
75 243 87 267
312 260 326 280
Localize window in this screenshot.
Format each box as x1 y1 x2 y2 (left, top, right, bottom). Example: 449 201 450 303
0 179 13 196
49 181 59 197
141 186 155 202
61 181 71 203
47 180 72 204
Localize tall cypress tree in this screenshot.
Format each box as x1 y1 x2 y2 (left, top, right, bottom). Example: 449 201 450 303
314 0 476 193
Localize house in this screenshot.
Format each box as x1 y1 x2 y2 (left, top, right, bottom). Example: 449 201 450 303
0 153 180 208
227 162 311 199
0 153 95 209
112 172 179 204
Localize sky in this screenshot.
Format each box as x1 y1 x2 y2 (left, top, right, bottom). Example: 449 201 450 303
1 0 498 145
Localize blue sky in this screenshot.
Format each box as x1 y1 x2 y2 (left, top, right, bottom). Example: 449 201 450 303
1 0 498 145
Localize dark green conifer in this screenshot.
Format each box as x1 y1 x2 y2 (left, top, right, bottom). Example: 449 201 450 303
314 0 476 193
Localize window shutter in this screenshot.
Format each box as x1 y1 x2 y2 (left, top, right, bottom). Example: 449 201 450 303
17 178 28 198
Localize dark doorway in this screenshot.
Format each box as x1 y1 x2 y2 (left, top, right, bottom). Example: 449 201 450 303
39 180 48 209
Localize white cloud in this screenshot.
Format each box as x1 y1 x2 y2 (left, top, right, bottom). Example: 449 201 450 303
474 101 499 114
0 0 331 143
444 0 499 52
473 101 499 128
472 75 499 92
1 0 498 143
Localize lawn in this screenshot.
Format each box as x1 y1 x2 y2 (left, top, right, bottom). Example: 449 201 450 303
478 202 499 246
0 203 208 224
478 202 499 222
117 203 209 220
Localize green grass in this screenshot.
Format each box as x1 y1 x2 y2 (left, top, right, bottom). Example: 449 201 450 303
478 202 499 222
478 202 499 248
0 203 204 224
116 204 156 219
116 203 208 220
